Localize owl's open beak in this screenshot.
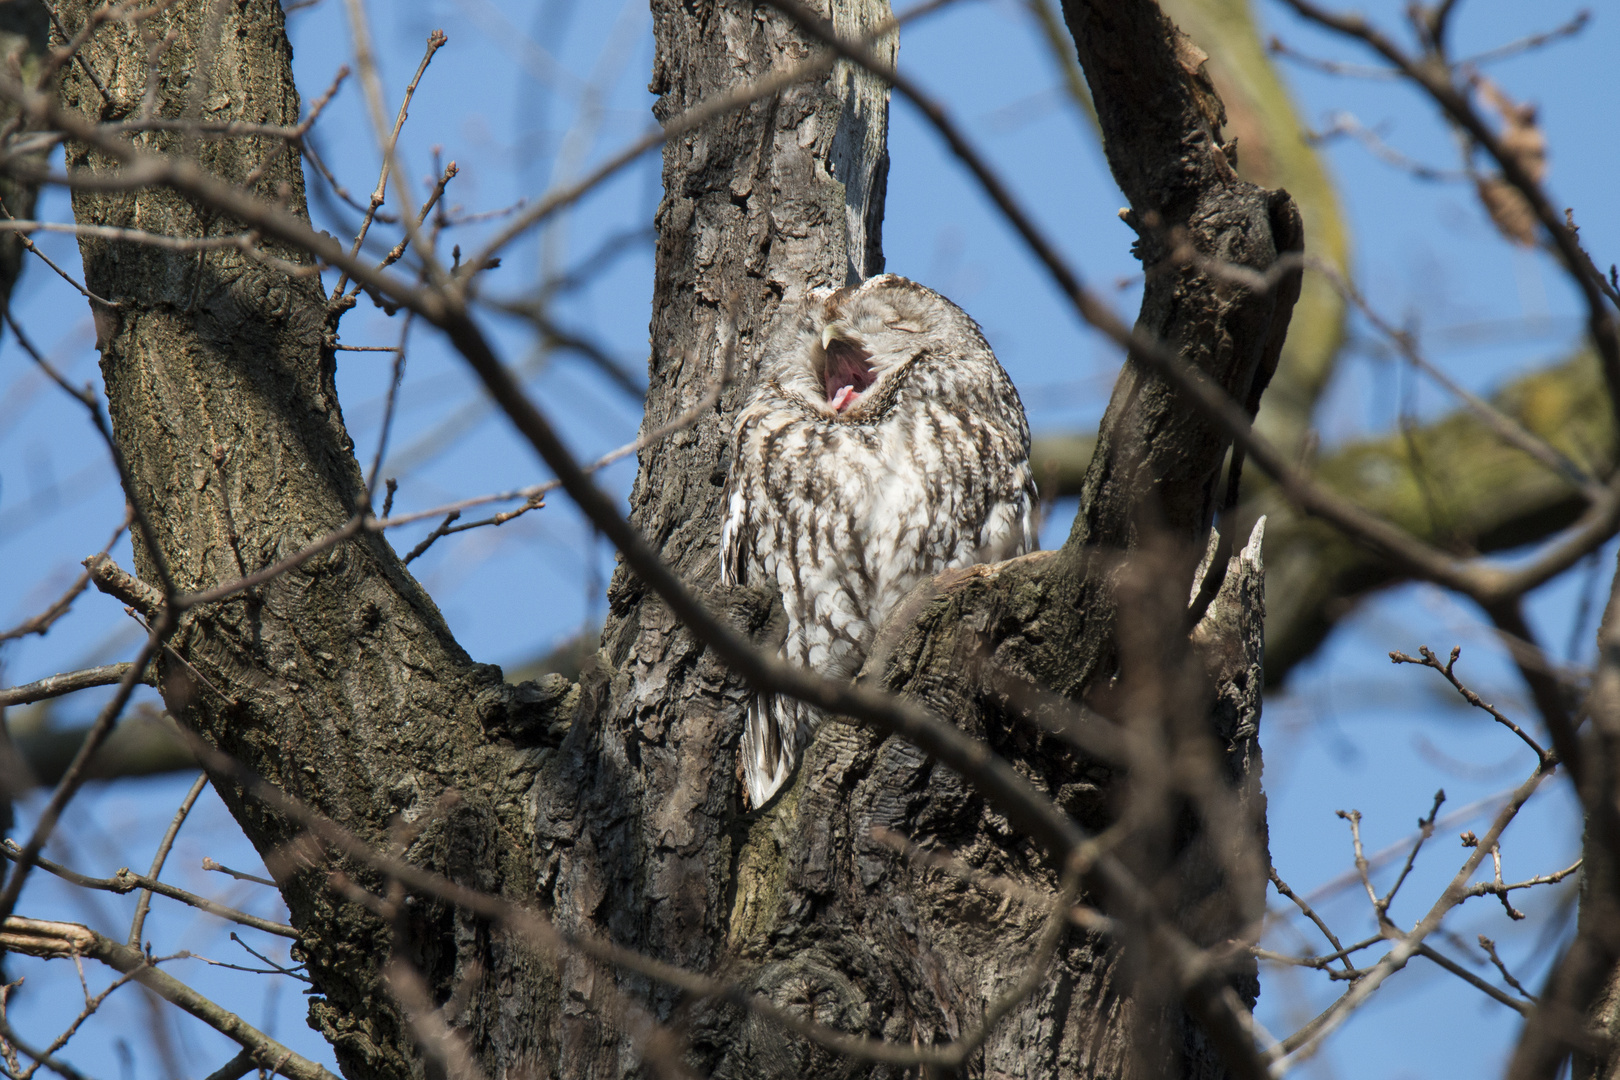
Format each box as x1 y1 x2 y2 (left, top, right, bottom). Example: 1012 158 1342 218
821 331 875 413
820 324 875 412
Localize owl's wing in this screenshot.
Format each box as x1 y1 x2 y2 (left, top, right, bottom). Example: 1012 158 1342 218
978 467 1039 562
718 419 803 807
741 693 798 808
719 482 751 588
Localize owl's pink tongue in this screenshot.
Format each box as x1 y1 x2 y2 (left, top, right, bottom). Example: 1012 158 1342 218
824 339 875 412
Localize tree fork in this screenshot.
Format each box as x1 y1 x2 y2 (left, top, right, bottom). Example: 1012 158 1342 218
48 0 1302 1077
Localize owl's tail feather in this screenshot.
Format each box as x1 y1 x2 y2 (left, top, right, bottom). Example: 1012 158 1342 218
742 694 796 809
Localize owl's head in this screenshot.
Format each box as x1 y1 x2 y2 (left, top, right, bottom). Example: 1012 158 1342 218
775 274 995 420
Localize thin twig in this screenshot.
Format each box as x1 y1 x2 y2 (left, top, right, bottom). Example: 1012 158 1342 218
39 4 115 111
1267 35 1399 79
0 614 176 927
0 842 294 939
1271 759 1556 1071
529 226 654 301
0 1015 97 1080
0 196 115 305
1457 10 1591 67
1377 789 1446 920
0 515 128 644
227 933 308 982
1479 934 1539 1002
300 132 394 222
128 772 210 947
0 218 308 264
374 161 457 278
402 511 460 565
1414 942 1531 1015
365 311 415 498
201 858 277 889
1254 933 1382 972
513 307 645 399
240 65 349 191
1269 866 1352 972
1460 857 1581 909
1335 810 1380 911
1308 111 1467 180
335 19 447 299
1389 646 1552 763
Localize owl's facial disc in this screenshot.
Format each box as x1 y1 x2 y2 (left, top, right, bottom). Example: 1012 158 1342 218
821 334 875 413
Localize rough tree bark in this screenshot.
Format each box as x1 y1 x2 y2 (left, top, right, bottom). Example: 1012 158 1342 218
57 2 547 1074
544 0 1296 1075
52 0 1299 1077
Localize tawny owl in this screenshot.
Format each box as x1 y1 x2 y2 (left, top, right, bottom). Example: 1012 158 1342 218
720 273 1036 808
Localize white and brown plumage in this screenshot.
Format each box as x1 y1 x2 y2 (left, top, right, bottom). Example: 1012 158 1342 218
720 274 1036 808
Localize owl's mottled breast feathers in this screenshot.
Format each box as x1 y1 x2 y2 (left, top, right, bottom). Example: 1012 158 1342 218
719 274 1035 808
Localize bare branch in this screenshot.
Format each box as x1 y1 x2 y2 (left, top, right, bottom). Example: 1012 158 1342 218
202 858 277 889
0 613 176 926
373 161 456 279
224 933 308 982
1276 0 1620 414
383 959 490 1080
1377 789 1445 920
401 510 460 566
128 772 210 947
1308 112 1468 181
0 918 332 1080
0 663 151 709
364 311 414 497
1413 943 1531 1015
1457 9 1591 68
0 841 295 939
1271 759 1555 1071
1267 35 1400 79
0 517 128 644
1389 646 1551 762
1334 810 1380 912
339 18 447 292
1460 856 1580 909
1478 934 1539 1002
1268 866 1352 972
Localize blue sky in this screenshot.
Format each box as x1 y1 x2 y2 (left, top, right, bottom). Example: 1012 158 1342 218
0 0 1614 1075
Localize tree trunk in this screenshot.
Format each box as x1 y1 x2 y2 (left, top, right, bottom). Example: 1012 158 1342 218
57 3 548 1075
54 0 1298 1077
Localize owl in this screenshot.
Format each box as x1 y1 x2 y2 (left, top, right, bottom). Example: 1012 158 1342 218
719 273 1037 808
